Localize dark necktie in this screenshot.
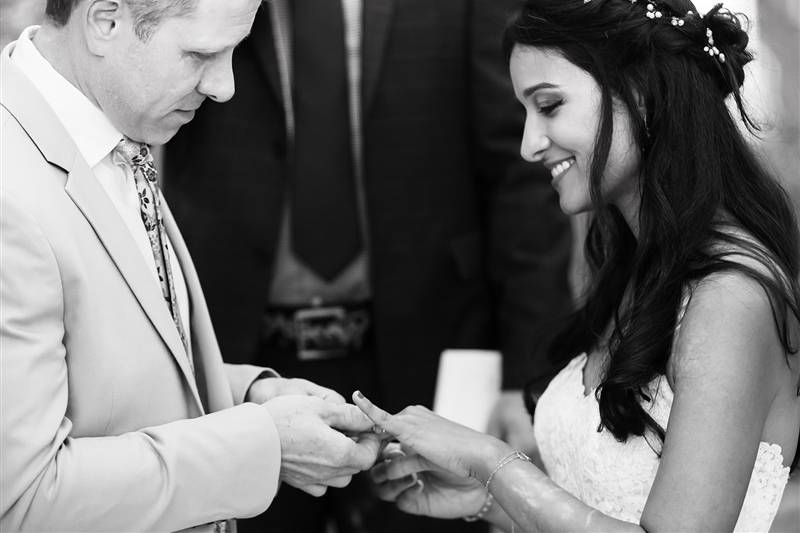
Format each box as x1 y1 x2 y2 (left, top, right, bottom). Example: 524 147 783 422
290 0 362 281
116 139 189 354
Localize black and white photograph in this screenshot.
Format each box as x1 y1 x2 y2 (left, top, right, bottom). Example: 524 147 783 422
1 0 798 532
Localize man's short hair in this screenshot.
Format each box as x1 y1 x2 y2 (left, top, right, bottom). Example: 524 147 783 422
45 0 196 41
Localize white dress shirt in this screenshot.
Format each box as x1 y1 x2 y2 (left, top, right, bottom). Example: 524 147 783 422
10 26 191 341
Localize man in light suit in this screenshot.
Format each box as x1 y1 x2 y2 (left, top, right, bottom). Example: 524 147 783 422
0 1 382 531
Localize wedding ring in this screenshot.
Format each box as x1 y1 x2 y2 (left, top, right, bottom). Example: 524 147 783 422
372 425 387 434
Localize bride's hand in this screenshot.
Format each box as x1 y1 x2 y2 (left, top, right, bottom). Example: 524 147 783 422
371 450 489 519
353 391 513 483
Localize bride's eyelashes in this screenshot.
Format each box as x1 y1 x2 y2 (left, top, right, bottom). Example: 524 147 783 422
538 98 564 116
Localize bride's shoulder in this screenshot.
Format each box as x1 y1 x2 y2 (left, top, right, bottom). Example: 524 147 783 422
668 227 798 387
691 222 796 310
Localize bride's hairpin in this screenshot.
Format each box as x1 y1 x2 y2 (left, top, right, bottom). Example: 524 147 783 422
580 0 727 66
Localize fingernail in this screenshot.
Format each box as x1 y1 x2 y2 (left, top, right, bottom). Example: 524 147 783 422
355 390 364 400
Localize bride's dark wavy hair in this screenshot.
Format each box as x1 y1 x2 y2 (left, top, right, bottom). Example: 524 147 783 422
506 0 800 449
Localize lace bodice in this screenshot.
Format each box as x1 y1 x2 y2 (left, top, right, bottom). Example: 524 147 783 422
533 353 791 531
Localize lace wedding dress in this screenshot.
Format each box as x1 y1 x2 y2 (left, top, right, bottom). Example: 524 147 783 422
533 351 791 531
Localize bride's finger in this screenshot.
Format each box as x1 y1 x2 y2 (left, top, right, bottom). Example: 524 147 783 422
396 482 427 516
373 474 423 502
352 390 404 435
373 454 434 482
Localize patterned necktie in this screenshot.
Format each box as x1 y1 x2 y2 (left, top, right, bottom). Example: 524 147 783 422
116 139 189 354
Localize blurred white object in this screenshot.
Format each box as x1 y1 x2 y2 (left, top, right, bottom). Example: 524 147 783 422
433 349 502 432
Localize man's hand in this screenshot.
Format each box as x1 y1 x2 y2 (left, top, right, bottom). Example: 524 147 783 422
263 395 382 496
247 377 346 405
486 390 541 465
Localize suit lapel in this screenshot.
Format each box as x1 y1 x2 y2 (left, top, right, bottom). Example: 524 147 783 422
249 2 283 107
63 166 203 411
161 203 233 412
362 0 395 113
1 50 203 413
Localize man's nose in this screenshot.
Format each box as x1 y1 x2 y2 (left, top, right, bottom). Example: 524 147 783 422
198 55 236 103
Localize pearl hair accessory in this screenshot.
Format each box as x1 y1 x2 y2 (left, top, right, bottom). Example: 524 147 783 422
645 2 663 19
580 1 727 66
703 27 727 63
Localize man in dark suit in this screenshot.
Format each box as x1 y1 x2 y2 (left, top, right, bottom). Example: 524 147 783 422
164 0 572 532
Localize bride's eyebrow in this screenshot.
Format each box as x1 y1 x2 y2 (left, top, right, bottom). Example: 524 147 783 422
523 82 560 99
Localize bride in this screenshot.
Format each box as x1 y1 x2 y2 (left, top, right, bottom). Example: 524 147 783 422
352 0 800 531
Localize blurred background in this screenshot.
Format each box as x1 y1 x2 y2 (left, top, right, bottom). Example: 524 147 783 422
2 0 797 206
1 0 797 531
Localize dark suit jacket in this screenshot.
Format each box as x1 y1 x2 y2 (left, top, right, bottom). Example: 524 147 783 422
164 0 572 413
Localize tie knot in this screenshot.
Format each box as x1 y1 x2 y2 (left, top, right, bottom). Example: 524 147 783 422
115 139 157 182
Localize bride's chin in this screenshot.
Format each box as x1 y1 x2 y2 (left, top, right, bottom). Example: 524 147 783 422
557 196 592 217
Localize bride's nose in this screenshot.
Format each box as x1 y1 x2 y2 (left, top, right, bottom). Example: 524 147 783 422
520 117 551 162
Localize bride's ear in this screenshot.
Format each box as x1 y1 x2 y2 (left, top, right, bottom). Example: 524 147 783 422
632 87 647 122
630 87 650 141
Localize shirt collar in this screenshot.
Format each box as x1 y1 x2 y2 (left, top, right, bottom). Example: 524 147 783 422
10 26 123 168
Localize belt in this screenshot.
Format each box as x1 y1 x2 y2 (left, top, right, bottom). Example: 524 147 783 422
262 302 371 361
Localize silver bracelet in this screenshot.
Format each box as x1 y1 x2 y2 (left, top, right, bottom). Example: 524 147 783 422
485 450 531 489
463 492 494 522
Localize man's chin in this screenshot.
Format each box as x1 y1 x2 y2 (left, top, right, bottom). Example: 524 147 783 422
139 125 184 147
134 111 200 145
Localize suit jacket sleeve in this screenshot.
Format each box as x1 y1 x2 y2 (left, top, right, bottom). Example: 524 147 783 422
469 0 573 389
225 363 281 404
0 195 282 532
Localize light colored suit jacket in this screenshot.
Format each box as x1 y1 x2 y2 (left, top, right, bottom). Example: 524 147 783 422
0 45 281 532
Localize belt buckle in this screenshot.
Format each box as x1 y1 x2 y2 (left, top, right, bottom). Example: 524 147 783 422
294 306 349 361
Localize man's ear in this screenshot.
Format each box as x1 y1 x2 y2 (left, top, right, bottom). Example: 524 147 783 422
84 0 124 56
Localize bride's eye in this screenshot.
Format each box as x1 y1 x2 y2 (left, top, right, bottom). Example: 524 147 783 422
538 99 564 116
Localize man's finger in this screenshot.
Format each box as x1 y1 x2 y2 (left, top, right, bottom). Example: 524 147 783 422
299 380 346 404
324 474 353 488
322 390 347 405
345 431 382 470
322 403 374 433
